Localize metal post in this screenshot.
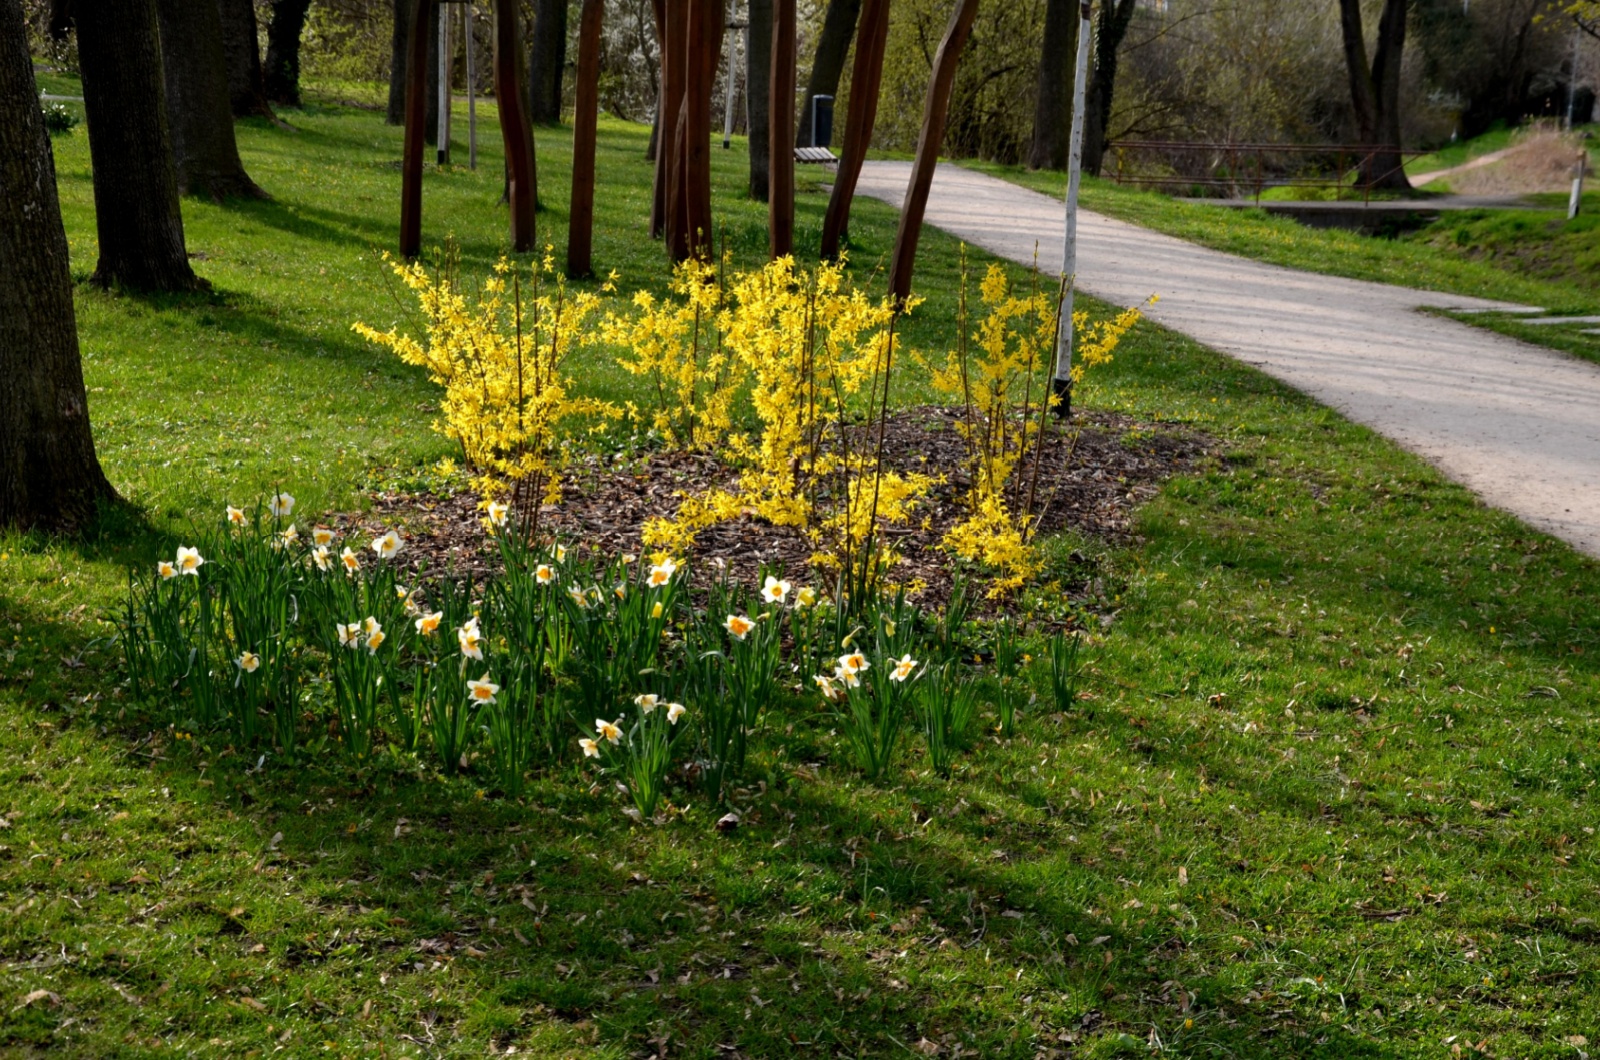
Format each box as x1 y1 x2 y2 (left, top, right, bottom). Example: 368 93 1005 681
1052 0 1093 419
1571 150 1588 220
437 5 451 164
466 4 477 169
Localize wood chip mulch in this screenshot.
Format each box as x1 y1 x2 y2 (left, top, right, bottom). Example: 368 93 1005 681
339 407 1214 610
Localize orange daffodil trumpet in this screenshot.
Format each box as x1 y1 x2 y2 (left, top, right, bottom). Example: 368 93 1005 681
890 654 918 682
666 702 686 724
761 576 791 605
337 622 362 649
458 617 484 660
157 560 177 580
176 546 204 576
340 548 360 574
635 694 660 713
236 651 260 674
535 564 556 585
595 718 623 744
579 737 600 758
724 614 755 640
647 558 678 588
311 546 333 572
838 652 869 676
226 505 246 526
485 500 509 528
269 493 295 519
372 530 403 561
312 527 335 547
278 524 299 548
466 673 499 705
415 611 444 636
796 586 817 609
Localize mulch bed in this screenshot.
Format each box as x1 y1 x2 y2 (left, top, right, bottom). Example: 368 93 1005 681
337 407 1214 609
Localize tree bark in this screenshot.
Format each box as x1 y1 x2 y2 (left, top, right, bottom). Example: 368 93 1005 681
157 0 267 200
568 0 604 276
648 0 667 234
887 0 978 304
494 0 538 250
768 0 795 257
263 0 312 107
388 0 411 124
659 0 688 252
1 0 118 529
1083 0 1135 177
528 0 568 124
1338 0 1412 191
217 0 273 117
1027 0 1077 171
746 0 771 200
796 0 859 148
820 0 887 258
76 0 201 291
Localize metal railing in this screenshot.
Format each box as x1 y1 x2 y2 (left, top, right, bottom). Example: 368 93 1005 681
1105 141 1426 203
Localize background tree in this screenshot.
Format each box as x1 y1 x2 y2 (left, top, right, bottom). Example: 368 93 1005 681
217 0 274 116
157 0 267 199
70 0 202 291
1339 0 1413 191
264 0 313 106
796 0 860 147
1 0 117 529
1027 0 1080 170
528 0 568 123
747 0 771 199
387 0 412 123
1083 0 1137 176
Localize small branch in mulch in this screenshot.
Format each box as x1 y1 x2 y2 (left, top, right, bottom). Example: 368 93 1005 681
331 406 1215 612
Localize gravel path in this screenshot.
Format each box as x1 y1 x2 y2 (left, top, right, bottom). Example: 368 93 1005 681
855 161 1600 558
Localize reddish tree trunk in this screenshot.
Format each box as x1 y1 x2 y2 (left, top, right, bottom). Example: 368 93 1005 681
568 0 605 277
820 0 889 259
494 0 538 250
768 0 796 259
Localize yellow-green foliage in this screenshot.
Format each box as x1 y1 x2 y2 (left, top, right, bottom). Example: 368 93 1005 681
353 251 619 513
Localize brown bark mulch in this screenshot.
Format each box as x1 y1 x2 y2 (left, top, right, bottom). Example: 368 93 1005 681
337 407 1214 609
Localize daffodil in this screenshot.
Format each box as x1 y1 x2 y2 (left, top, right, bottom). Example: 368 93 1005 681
890 654 917 682
884 620 896 638
340 547 360 574
579 737 600 758
372 530 403 560
650 601 664 619
457 618 483 660
366 629 387 653
666 702 686 724
635 693 660 713
226 505 246 526
796 586 817 609
647 558 678 588
595 718 623 744
312 527 335 547
415 611 443 635
838 651 869 675
311 545 332 571
278 524 299 547
157 560 177 580
613 582 627 600
176 546 204 575
724 614 755 640
485 500 509 527
269 492 295 518
363 616 382 638
833 664 861 689
466 673 499 704
813 674 841 701
567 586 589 608
761 575 791 604
535 564 555 585
549 544 567 563
337 622 362 649
236 651 260 673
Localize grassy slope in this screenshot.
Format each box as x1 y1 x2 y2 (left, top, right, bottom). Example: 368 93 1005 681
2 104 1599 1058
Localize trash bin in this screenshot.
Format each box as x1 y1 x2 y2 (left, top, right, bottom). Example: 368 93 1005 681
811 95 834 149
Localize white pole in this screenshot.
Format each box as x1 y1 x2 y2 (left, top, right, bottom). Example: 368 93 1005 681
1052 0 1093 418
1572 151 1588 220
466 4 477 169
723 9 739 148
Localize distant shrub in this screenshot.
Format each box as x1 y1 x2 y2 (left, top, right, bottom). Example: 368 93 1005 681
40 100 78 134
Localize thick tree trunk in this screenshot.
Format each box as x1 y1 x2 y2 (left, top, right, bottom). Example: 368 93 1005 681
76 0 201 292
1 0 118 528
528 0 568 124
746 0 771 200
768 0 795 257
568 0 604 276
820 0 887 258
683 0 721 256
659 0 688 252
796 0 859 148
1027 0 1077 171
1338 0 1412 192
217 0 273 117
263 0 312 107
158 0 267 200
888 0 978 304
387 0 411 124
1082 0 1135 177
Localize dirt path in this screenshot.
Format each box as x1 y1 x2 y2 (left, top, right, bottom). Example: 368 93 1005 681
854 162 1600 558
1408 145 1516 187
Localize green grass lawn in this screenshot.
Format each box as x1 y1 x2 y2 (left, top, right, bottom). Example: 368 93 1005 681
4 100 1600 1058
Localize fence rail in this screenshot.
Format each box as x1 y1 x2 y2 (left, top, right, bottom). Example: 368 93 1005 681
1105 141 1426 203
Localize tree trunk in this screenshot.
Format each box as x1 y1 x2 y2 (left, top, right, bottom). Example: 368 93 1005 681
683 0 721 256
660 0 688 252
887 0 978 304
820 0 887 258
528 0 568 124
157 0 267 200
493 0 538 250
1338 0 1412 192
768 0 795 257
387 0 411 124
1 0 118 529
746 0 771 200
568 0 604 276
648 0 667 234
76 0 201 291
1027 0 1077 171
217 0 272 117
1082 0 1135 177
263 0 312 107
796 0 859 148
424 1 438 146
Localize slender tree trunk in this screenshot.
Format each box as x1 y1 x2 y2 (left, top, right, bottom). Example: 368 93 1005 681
217 0 273 117
568 0 604 276
888 0 978 304
796 0 859 148
683 0 721 255
746 0 771 200
1 0 119 530
76 0 201 291
648 0 667 234
424 1 439 146
1028 0 1077 171
528 0 568 124
494 0 538 250
157 0 267 200
388 0 411 124
768 0 795 257
820 0 887 258
660 0 688 253
1338 0 1412 191
1082 0 1135 176
263 0 312 107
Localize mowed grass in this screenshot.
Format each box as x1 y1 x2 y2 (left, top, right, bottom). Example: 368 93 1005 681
2 101 1599 1058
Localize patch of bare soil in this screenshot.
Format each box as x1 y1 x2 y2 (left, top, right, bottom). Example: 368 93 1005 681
336 407 1214 608
1446 127 1592 196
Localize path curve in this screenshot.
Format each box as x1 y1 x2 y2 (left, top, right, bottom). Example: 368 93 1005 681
855 161 1600 558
